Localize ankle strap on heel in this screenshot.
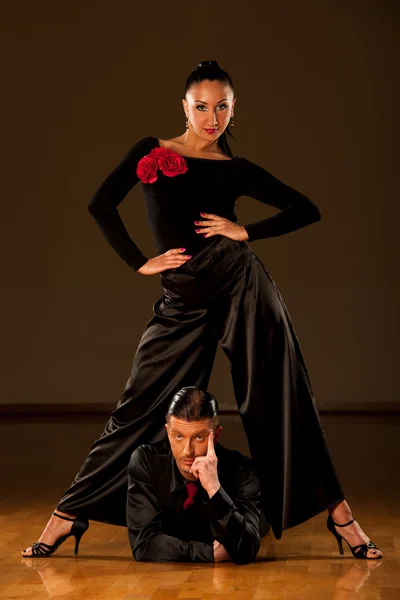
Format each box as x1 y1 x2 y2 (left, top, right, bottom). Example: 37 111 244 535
53 511 75 522
332 517 355 527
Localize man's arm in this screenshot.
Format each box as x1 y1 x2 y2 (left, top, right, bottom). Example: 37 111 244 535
207 463 263 564
126 446 214 562
189 432 263 565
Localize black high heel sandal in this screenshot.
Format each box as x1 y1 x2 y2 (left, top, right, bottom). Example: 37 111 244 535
22 511 89 557
327 514 382 559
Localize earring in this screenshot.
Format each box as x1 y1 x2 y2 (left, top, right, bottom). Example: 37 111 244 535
230 114 234 128
185 116 189 130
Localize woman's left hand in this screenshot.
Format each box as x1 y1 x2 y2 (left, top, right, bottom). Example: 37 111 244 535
194 213 249 242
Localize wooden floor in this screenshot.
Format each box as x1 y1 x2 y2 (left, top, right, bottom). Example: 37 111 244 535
0 414 399 599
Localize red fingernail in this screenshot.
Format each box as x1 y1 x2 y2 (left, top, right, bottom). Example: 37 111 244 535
181 247 186 251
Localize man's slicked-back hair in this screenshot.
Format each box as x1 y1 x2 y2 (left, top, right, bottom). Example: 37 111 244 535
166 386 219 427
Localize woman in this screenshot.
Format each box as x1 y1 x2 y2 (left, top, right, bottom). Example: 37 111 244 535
22 61 382 560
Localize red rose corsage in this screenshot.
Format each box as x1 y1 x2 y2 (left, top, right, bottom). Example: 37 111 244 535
136 147 188 184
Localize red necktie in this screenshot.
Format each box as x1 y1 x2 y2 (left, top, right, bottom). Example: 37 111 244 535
183 482 199 510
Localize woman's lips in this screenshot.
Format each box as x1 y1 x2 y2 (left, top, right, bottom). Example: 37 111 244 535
205 129 217 134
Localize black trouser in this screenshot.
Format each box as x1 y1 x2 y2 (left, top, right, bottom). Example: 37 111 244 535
57 235 345 540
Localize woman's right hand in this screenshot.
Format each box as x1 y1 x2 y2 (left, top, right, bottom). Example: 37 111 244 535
137 248 192 275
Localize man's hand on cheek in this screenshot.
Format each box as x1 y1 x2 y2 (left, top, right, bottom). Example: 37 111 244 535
189 431 220 498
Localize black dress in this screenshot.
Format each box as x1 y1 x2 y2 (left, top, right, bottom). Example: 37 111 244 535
56 136 345 540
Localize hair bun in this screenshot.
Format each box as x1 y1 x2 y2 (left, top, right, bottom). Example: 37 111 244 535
198 60 219 69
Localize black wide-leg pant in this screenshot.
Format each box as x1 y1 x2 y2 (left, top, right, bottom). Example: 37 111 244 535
57 235 345 540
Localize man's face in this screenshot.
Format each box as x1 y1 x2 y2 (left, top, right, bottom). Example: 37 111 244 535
165 416 222 481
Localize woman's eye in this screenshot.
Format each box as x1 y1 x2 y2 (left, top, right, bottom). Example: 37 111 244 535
196 436 205 441
175 435 182 440
196 104 227 111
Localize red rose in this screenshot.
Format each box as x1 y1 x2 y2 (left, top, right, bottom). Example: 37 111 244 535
137 147 188 183
150 147 188 178
136 155 158 184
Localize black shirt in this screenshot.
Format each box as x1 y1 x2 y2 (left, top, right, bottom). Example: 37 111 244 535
88 136 321 271
126 438 266 564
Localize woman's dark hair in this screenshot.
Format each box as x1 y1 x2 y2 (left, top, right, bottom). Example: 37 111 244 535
184 60 235 158
166 386 219 426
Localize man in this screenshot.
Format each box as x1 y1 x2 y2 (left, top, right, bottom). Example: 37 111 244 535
126 386 268 564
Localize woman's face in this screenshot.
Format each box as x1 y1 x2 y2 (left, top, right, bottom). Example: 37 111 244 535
182 80 235 141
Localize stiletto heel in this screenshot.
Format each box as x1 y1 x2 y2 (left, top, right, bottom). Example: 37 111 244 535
72 519 88 555
327 514 345 554
326 514 382 559
22 511 89 557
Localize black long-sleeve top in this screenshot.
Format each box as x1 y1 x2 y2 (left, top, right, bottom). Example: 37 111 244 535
126 438 266 564
88 136 321 271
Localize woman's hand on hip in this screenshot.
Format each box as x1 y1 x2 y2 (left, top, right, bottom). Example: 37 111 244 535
194 213 249 241
137 248 192 275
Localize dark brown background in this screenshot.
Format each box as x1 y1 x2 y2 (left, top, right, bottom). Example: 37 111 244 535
1 1 399 413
